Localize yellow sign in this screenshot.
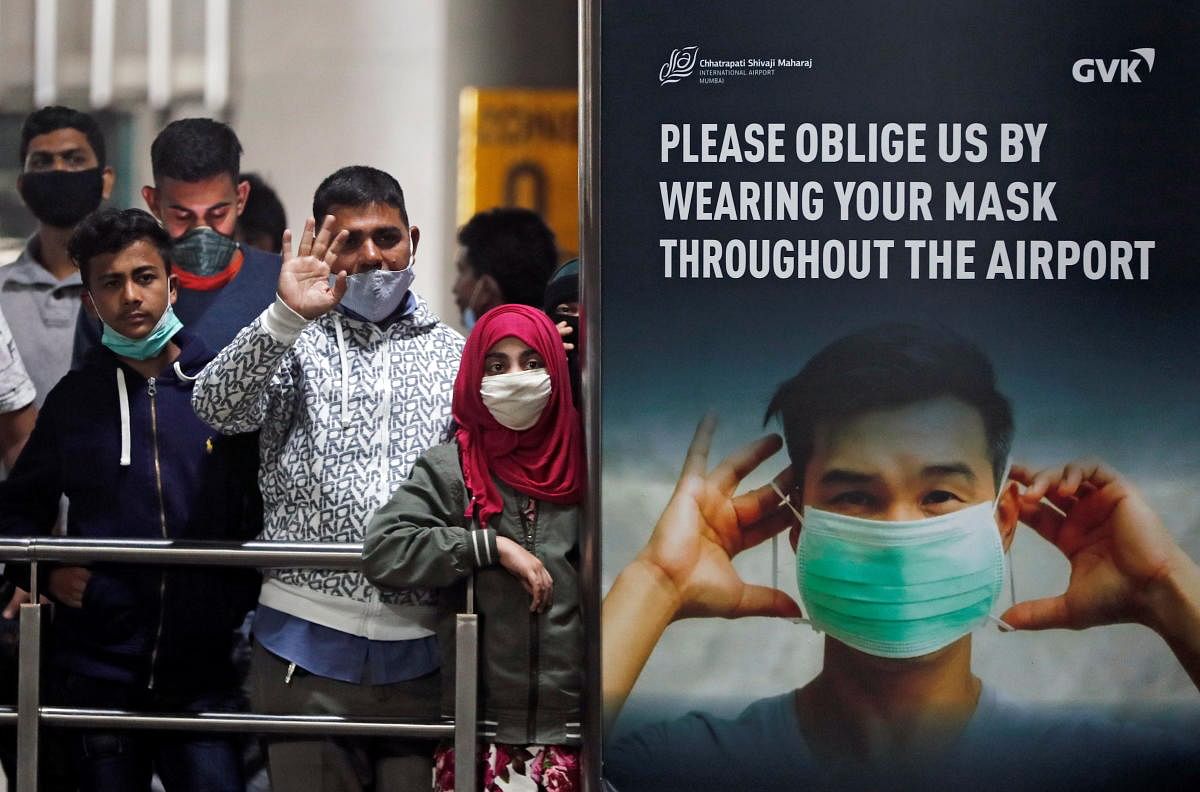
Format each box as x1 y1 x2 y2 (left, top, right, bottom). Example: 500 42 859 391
458 88 579 260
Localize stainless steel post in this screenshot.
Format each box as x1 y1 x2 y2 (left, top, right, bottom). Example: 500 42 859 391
16 602 43 792
453 613 479 792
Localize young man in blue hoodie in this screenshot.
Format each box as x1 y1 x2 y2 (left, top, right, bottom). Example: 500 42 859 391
0 207 261 791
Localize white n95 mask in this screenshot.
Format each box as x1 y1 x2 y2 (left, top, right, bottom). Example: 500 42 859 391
481 369 552 430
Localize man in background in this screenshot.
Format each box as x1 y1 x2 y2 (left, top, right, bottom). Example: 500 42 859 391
452 206 557 329
236 172 287 255
74 118 280 360
2 106 114 404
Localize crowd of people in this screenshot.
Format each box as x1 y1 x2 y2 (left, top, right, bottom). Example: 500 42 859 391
2 103 1200 792
0 105 582 792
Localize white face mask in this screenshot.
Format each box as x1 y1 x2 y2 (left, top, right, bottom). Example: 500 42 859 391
336 252 415 322
480 369 552 430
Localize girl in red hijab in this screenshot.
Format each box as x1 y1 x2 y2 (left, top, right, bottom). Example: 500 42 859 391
364 304 584 791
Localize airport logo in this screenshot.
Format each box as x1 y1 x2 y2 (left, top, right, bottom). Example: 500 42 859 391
1072 48 1155 83
660 46 700 85
659 45 813 86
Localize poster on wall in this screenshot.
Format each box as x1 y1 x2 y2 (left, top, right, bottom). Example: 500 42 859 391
592 2 1200 789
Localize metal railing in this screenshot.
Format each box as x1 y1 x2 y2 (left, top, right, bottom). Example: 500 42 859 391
0 537 479 792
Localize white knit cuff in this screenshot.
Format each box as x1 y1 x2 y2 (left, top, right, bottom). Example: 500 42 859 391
260 295 310 344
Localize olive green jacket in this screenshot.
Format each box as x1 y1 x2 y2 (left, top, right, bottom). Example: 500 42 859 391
363 442 583 745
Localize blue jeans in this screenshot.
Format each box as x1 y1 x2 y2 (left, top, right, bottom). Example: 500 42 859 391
53 671 244 792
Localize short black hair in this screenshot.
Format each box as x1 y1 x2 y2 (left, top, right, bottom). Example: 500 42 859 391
150 118 242 183
458 208 557 308
765 324 1014 491
20 106 106 167
68 208 172 286
312 166 409 226
237 173 287 253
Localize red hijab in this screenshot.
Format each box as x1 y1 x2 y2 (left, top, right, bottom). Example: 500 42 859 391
453 304 584 528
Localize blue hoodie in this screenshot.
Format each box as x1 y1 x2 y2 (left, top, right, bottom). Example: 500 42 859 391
0 329 261 693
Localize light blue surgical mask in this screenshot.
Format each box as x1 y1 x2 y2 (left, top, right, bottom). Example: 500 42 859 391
777 473 1012 659
337 258 414 322
99 304 183 360
461 277 485 331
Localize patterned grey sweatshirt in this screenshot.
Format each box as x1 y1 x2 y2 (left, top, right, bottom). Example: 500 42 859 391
192 294 463 639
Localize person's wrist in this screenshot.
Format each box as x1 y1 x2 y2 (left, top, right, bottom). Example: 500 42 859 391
625 555 685 621
262 294 312 341
495 536 519 565
1139 548 1200 639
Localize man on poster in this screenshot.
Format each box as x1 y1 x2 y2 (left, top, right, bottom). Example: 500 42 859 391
602 324 1200 790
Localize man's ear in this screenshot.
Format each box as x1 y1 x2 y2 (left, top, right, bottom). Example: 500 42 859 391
408 225 420 257
996 479 1020 552
101 167 116 200
142 185 161 219
235 179 250 217
167 273 179 305
478 273 504 311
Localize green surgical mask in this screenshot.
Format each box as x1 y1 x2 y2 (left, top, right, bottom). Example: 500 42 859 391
99 304 183 360
780 476 1011 659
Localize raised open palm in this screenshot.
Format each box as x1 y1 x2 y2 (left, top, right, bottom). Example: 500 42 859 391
638 415 801 620
277 215 351 320
1003 460 1180 631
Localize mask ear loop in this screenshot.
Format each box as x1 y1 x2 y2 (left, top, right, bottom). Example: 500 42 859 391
987 459 1017 633
770 480 811 627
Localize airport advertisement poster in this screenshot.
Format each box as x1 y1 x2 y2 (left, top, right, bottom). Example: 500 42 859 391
594 1 1199 787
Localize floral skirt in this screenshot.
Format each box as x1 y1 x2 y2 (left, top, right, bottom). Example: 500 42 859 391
433 742 580 791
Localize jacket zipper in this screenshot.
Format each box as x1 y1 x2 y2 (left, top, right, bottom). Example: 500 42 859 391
522 496 540 743
146 377 168 690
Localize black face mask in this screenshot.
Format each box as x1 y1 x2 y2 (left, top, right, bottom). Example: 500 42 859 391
554 312 583 405
18 168 105 228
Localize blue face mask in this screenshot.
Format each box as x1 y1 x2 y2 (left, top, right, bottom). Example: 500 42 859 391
780 473 1011 659
337 256 415 322
461 277 486 331
99 304 183 360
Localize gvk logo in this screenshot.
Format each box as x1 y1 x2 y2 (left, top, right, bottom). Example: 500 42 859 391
1072 48 1155 83
660 46 699 85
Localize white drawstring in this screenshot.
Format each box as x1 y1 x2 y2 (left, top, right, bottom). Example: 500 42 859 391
115 369 131 466
172 360 197 382
988 614 1015 632
332 313 351 426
